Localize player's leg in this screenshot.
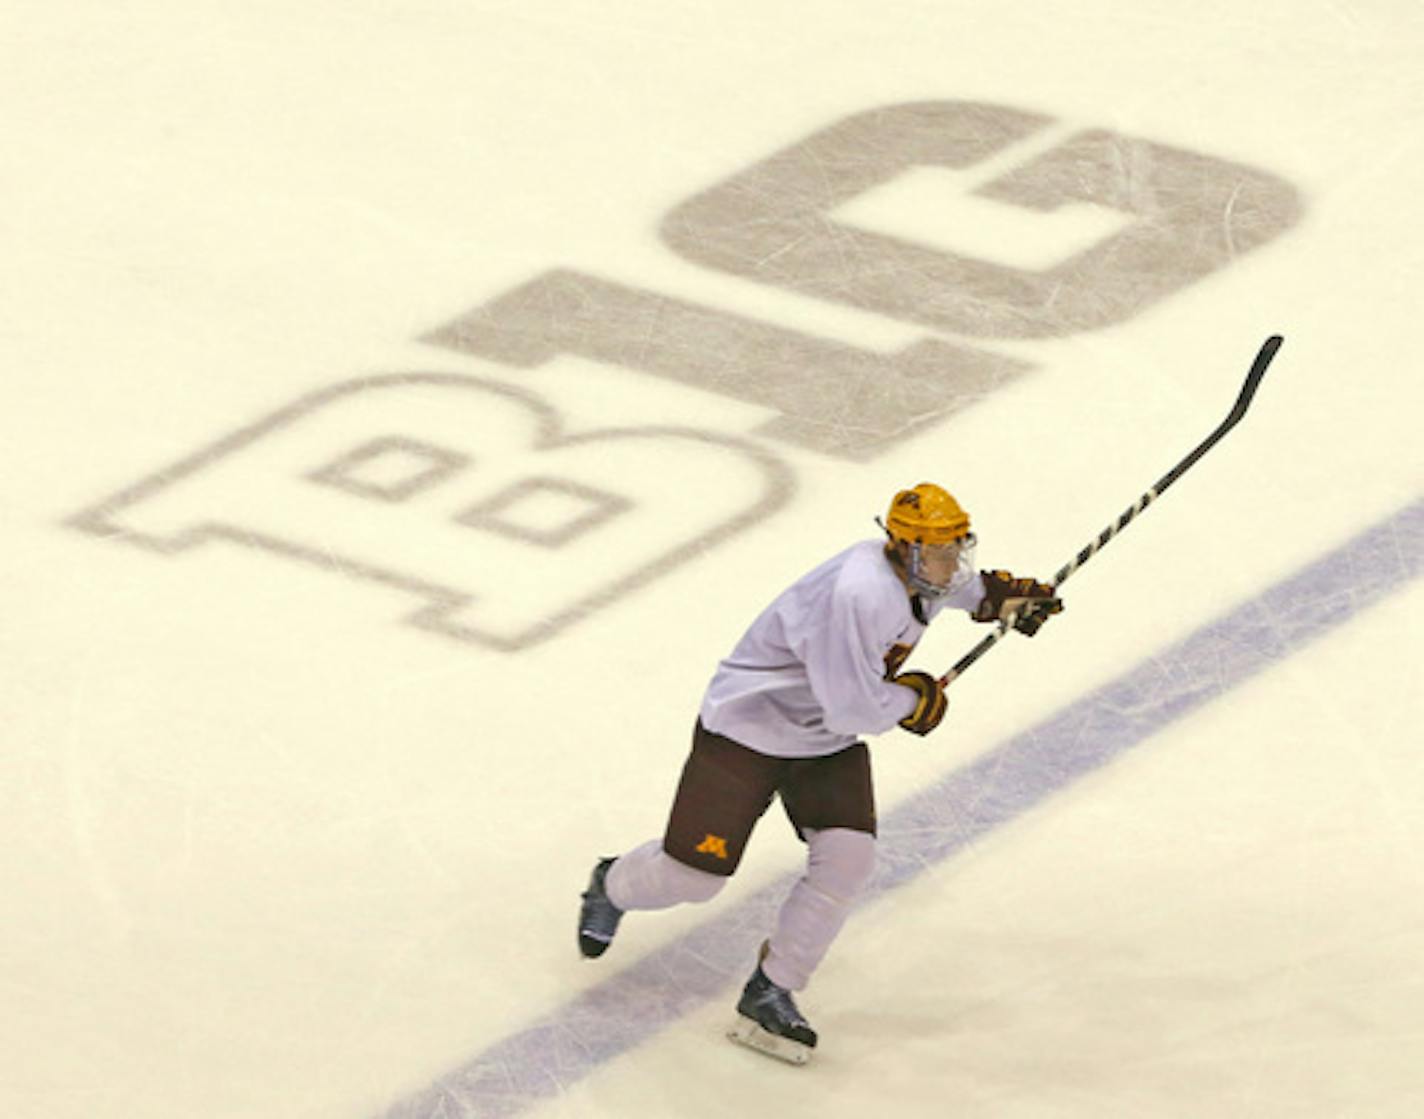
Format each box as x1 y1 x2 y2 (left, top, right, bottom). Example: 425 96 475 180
577 842 721 958
578 720 783 958
728 744 876 1061
760 826 876 991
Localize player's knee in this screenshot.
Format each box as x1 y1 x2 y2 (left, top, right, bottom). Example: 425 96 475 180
664 851 727 904
806 827 876 901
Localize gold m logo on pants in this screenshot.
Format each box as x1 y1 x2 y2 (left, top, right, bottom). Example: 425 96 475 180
695 834 729 860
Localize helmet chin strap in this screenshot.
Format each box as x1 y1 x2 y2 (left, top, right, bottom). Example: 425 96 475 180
907 543 952 599
880 533 938 621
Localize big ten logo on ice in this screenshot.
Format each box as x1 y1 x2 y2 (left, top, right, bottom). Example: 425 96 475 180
70 101 1301 651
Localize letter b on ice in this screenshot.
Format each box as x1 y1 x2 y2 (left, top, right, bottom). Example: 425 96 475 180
70 374 790 650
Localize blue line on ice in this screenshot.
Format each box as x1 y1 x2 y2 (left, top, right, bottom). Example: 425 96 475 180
381 496 1423 1119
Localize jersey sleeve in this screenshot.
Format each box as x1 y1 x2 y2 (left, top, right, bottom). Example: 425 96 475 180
799 579 918 736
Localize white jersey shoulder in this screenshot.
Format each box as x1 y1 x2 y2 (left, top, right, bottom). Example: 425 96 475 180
698 540 977 758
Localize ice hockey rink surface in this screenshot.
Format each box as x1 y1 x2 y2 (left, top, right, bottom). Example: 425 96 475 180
3 2 1422 1116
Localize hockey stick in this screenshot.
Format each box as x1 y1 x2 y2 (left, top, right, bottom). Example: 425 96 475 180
939 334 1284 687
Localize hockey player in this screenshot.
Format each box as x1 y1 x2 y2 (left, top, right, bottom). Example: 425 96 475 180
577 483 1061 1063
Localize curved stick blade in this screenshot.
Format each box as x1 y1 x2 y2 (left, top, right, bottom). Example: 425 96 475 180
1230 334 1283 422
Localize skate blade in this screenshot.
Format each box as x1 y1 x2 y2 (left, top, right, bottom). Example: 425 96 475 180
726 1016 813 1066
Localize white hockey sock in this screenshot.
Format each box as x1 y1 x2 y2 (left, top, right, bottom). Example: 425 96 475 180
604 838 725 911
762 828 876 992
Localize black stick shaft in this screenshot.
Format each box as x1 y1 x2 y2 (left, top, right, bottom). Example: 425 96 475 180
939 335 1282 686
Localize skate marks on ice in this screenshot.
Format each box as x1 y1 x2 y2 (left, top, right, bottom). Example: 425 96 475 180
67 102 1301 653
379 499 1422 1117
424 266 1031 464
660 101 1302 340
430 101 1303 461
66 374 794 652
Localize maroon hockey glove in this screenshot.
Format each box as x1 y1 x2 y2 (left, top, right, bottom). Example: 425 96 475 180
895 670 947 736
973 570 1063 636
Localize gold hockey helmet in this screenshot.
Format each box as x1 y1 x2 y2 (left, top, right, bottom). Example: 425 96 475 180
884 483 971 546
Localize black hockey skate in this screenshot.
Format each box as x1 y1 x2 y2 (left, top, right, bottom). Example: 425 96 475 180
728 963 818 1065
577 857 624 959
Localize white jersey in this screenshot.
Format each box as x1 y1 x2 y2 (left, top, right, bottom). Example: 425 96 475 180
698 540 982 758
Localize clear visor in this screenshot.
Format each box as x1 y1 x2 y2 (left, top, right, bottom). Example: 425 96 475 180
907 532 977 598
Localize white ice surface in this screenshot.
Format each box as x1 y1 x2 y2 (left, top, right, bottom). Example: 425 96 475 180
2 2 1422 1117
